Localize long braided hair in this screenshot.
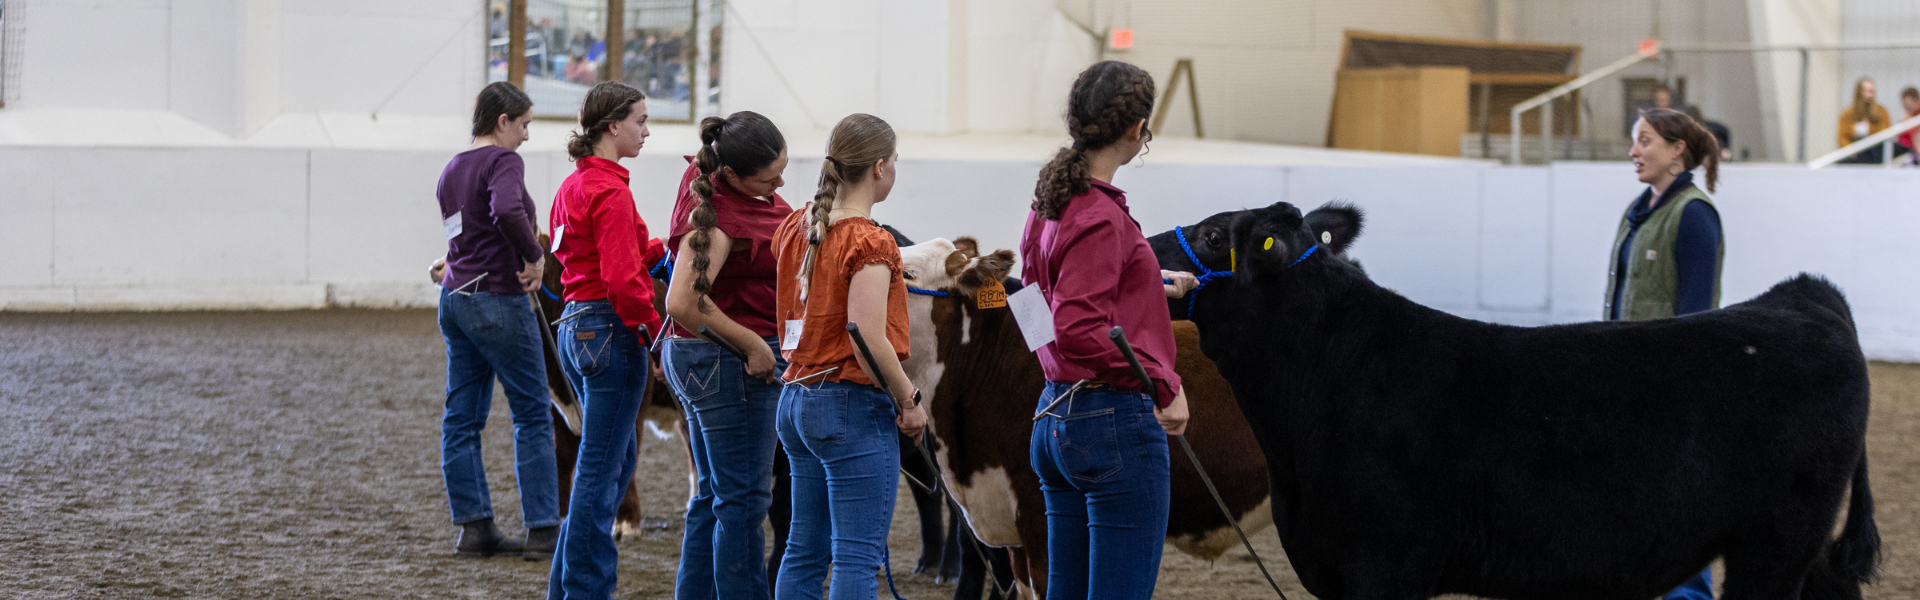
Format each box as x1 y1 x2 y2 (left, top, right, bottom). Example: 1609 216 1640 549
1033 61 1156 220
566 82 646 160
797 113 896 303
687 111 785 312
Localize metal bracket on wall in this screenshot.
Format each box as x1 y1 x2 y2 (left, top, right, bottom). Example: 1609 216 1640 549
1150 58 1204 139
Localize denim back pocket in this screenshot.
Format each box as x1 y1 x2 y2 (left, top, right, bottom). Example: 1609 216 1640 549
795 387 848 444
666 339 736 406
1059 408 1123 484
563 314 619 378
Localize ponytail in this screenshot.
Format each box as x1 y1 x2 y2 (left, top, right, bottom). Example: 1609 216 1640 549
567 82 646 160
797 114 896 303
1639 108 1721 193
685 117 726 311
682 111 785 311
1034 61 1156 220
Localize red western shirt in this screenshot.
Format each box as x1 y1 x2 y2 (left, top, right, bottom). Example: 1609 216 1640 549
665 157 792 339
1019 179 1182 407
549 156 662 336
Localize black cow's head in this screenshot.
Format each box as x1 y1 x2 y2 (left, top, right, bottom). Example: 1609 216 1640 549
1151 201 1365 320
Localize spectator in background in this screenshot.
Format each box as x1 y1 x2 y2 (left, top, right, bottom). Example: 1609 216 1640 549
1837 77 1893 164
566 55 595 86
1685 105 1734 162
1898 86 1918 165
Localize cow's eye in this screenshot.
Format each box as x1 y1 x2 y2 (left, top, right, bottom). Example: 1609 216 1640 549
903 269 918 280
1205 231 1223 247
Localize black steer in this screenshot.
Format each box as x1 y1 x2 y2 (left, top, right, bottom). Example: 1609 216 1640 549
1153 202 1879 600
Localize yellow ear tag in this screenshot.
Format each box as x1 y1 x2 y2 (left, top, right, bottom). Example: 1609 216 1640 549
1229 248 1236 268
975 278 1008 309
1263 237 1274 251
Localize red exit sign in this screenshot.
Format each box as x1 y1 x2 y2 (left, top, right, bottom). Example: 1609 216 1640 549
1110 29 1134 49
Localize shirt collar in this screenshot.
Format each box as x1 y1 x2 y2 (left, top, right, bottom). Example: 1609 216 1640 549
1088 178 1130 214
578 155 630 183
682 154 764 203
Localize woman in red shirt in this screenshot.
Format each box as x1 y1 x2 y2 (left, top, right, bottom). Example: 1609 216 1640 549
544 81 660 600
1019 61 1194 600
661 111 792 599
770 113 927 600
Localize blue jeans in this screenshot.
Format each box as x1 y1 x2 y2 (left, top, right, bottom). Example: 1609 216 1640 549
1665 568 1713 600
1030 381 1169 600
546 301 648 600
775 380 901 600
437 288 560 529
665 336 787 600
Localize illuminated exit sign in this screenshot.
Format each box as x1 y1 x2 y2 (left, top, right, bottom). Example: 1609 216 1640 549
1110 29 1134 49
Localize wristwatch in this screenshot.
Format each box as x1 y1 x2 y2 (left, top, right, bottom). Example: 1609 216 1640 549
907 388 923 410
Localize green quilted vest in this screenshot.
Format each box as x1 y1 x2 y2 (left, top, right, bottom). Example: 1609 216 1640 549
1603 183 1722 322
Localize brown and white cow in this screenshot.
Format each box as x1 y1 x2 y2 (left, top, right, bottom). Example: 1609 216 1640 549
896 237 1274 598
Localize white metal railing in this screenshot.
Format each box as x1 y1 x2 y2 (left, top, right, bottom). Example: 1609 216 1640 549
1809 113 1920 169
1510 42 1661 165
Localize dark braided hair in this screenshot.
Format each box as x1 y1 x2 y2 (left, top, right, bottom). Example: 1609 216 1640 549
471 81 532 137
1033 61 1156 220
566 82 646 160
687 111 785 312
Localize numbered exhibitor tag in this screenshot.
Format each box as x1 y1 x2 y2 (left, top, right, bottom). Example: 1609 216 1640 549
976 278 1008 309
550 225 565 252
1006 285 1054 352
443 212 463 240
782 319 804 351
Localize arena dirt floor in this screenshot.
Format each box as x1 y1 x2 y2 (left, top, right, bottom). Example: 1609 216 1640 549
1 309 1914 600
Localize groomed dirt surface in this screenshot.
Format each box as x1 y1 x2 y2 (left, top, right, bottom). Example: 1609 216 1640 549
0 309 1913 599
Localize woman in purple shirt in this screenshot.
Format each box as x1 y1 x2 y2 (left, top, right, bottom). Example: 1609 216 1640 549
431 81 560 560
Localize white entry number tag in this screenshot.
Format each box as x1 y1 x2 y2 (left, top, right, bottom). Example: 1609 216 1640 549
550 225 565 252
1006 285 1055 352
782 319 804 351
443 212 464 240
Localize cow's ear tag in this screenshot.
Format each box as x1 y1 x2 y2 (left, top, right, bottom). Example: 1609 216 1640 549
976 278 1008 309
1230 248 1236 269
1321 231 1332 244
1263 237 1274 251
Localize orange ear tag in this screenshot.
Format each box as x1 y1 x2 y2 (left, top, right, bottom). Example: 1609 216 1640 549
976 278 1008 309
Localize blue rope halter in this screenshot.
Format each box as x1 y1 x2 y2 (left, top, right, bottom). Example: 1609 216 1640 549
1171 225 1319 314
906 286 951 298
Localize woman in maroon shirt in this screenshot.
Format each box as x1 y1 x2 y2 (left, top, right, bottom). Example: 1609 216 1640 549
660 111 792 599
544 81 660 600
1019 61 1195 600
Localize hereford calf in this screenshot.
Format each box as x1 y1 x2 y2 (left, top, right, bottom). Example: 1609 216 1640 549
897 238 1273 598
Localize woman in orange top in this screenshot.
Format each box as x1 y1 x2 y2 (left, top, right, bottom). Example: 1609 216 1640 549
1837 77 1894 164
769 113 926 600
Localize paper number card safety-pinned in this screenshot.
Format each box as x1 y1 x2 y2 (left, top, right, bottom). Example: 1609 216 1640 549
976 278 1008 309
1006 285 1054 351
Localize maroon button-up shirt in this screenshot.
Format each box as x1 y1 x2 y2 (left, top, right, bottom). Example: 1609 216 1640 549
1019 179 1181 407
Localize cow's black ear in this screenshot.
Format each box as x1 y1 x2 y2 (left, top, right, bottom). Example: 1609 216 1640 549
1305 202 1364 255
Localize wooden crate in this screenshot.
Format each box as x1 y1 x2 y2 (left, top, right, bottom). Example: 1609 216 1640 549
1330 66 1471 156
1327 31 1582 156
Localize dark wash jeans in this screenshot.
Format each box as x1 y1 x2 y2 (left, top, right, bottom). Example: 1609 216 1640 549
775 380 901 600
663 336 787 600
1030 381 1170 600
545 300 647 600
437 287 560 529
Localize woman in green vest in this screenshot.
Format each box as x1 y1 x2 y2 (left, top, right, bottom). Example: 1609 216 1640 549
1608 108 1724 323
1609 107 1724 600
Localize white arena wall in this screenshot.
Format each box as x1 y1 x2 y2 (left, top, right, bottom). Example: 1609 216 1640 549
4 142 1919 361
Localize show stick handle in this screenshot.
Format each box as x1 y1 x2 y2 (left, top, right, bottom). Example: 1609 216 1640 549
1107 326 1158 406
697 324 749 362
845 322 905 412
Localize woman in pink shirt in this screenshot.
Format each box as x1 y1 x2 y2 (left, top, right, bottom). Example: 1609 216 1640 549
1019 60 1196 600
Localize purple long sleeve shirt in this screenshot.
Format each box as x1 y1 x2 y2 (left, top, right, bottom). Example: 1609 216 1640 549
437 145 542 295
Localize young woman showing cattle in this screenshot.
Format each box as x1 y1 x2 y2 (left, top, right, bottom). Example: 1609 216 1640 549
430 81 560 561
1017 60 1197 600
1614 107 1726 600
543 81 661 600
770 113 928 600
661 111 793 600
